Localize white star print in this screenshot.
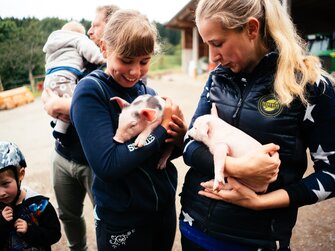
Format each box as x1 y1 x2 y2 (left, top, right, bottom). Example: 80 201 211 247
303 103 316 122
182 210 194 226
316 75 328 87
312 179 332 201
206 86 210 100
323 171 335 180
311 145 335 165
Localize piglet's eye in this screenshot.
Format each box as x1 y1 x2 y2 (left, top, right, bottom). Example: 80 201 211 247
130 121 137 128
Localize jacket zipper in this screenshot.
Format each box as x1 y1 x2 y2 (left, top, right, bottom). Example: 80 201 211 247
231 77 253 125
164 169 176 193
139 167 159 211
232 98 243 121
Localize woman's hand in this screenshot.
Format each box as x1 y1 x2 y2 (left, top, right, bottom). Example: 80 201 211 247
199 178 261 209
225 143 281 187
41 88 71 122
199 177 290 210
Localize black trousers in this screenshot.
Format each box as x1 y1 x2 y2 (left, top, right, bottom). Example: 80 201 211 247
96 205 176 251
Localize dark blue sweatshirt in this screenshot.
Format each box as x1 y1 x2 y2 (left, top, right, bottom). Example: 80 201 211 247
70 70 177 227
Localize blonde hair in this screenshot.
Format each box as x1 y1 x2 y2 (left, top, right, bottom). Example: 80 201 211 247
62 21 85 34
103 9 159 57
196 0 332 106
96 5 120 24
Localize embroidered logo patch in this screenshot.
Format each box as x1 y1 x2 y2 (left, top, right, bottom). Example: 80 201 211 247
127 135 155 152
258 95 282 117
109 229 135 248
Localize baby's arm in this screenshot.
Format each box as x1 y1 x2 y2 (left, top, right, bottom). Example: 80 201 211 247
78 37 105 65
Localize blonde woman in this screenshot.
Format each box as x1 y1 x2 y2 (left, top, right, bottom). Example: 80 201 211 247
71 9 186 250
181 0 335 250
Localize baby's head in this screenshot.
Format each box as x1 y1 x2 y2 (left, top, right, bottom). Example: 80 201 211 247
62 21 86 34
0 141 27 205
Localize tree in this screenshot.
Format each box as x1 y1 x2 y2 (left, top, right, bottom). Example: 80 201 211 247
0 18 48 90
155 22 181 46
0 17 182 91
19 19 47 92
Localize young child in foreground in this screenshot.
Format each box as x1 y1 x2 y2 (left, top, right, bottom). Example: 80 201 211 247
0 141 61 250
43 21 105 146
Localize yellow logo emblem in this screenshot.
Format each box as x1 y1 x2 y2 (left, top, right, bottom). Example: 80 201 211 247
258 95 282 117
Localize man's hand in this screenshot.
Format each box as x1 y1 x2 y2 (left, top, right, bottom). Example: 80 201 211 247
41 88 71 122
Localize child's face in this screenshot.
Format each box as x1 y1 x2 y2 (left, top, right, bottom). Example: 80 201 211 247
104 49 152 88
0 171 18 205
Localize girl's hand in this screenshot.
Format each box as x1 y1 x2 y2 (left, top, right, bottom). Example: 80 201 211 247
2 206 13 222
165 105 187 148
14 218 28 234
226 143 281 187
161 97 173 130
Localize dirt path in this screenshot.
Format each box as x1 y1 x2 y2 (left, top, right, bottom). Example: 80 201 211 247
0 73 334 250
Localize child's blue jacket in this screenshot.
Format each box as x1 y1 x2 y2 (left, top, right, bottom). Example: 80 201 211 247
70 70 178 227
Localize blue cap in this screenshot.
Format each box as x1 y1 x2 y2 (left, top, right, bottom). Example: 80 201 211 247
0 141 27 170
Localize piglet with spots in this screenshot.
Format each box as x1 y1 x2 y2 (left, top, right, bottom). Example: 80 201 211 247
111 94 173 169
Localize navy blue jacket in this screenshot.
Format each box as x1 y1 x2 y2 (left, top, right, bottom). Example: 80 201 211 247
0 189 61 250
181 52 335 249
70 70 178 227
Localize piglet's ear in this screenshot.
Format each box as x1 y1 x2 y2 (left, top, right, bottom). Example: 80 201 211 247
140 108 157 122
211 103 218 117
110 97 129 110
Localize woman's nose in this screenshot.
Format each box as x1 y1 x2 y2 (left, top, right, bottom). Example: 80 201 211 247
209 47 221 64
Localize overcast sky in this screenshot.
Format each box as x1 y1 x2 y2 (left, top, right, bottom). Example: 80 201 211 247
0 0 190 24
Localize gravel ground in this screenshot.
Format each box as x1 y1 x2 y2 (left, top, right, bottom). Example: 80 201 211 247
0 72 334 250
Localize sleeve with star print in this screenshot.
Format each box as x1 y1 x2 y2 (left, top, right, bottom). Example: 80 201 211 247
284 76 335 207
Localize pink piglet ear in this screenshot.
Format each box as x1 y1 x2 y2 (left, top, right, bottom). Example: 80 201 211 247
140 108 157 122
110 97 129 109
211 103 218 116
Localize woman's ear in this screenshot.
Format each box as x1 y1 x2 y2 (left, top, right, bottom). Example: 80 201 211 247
246 17 260 40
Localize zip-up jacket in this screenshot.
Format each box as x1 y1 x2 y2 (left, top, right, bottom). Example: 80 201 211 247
0 187 61 250
70 70 178 227
181 52 335 249
43 29 104 76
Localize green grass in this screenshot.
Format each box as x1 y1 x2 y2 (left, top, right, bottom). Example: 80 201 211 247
150 54 181 73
